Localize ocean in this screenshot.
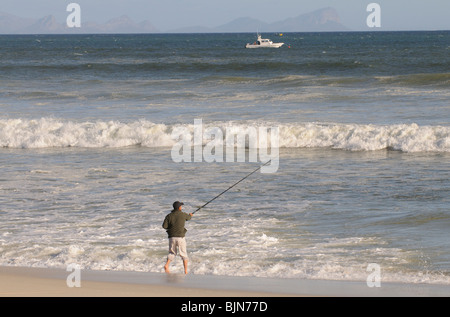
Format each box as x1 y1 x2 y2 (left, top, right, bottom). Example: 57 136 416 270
0 31 449 285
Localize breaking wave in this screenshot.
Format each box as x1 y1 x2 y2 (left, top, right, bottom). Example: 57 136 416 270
0 117 449 152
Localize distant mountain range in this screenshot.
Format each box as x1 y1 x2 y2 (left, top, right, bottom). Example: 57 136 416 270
0 7 348 34
0 12 159 34
170 7 349 33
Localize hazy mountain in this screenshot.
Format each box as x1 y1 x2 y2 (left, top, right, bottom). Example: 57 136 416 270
97 15 159 33
0 11 35 33
270 7 348 32
21 15 67 34
167 16 265 33
0 13 159 34
0 7 347 34
207 16 266 33
171 7 349 33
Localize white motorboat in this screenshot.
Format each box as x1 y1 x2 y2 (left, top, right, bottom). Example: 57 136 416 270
245 34 284 48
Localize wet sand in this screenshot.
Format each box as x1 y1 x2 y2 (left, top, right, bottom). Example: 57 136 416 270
1 266 449 297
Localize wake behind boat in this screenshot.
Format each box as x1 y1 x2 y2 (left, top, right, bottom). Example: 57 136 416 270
245 34 284 48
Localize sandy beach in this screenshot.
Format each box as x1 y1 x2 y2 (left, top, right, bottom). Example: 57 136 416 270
1 265 450 297
0 266 295 297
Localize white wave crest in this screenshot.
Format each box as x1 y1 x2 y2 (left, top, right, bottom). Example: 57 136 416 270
278 122 450 152
0 118 175 149
0 118 449 152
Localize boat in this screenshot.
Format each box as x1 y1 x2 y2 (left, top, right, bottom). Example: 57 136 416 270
245 34 284 48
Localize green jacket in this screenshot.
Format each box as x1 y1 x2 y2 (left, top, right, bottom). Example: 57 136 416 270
162 210 192 238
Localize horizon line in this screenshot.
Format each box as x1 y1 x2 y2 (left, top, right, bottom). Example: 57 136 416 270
1 29 449 36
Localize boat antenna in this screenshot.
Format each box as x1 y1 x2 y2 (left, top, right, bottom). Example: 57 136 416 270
192 160 272 214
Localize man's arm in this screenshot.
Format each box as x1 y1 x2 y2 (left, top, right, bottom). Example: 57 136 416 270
162 215 169 229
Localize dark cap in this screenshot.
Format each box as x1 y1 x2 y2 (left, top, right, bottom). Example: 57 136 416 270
173 201 184 210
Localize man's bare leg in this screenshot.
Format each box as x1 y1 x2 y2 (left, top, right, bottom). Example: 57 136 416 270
183 259 188 274
164 259 171 273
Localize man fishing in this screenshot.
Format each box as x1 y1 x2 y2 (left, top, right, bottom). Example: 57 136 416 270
161 161 271 274
162 201 193 274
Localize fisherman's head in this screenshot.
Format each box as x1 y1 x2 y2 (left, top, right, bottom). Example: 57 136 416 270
172 201 184 211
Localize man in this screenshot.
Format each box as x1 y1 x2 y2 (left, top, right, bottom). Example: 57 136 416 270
162 201 193 274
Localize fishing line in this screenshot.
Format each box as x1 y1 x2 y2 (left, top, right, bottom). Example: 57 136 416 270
192 160 272 214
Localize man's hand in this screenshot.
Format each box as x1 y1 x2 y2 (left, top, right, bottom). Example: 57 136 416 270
189 213 193 217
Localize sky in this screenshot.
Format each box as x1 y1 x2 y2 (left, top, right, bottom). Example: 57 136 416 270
2 0 450 31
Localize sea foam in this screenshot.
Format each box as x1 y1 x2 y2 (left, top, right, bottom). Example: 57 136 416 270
0 118 449 152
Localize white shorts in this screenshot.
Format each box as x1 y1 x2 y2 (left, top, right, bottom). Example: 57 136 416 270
167 237 188 261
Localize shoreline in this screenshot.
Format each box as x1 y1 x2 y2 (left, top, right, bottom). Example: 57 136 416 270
1 266 450 297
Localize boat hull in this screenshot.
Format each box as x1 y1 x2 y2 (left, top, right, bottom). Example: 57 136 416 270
245 43 284 49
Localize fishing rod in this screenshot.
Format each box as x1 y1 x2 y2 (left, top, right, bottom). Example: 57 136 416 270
192 160 272 214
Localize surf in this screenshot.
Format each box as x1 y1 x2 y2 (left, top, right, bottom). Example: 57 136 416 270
1 117 449 153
